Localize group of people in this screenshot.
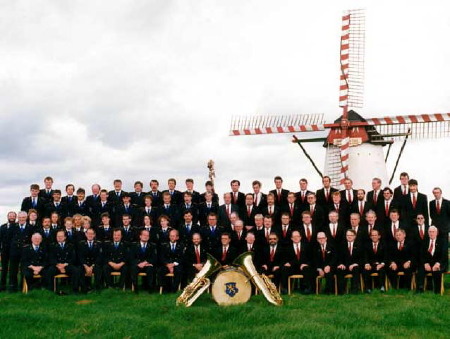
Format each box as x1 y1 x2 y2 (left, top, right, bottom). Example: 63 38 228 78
0 173 448 295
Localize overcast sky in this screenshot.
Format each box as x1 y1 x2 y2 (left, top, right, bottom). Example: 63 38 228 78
1 0 450 221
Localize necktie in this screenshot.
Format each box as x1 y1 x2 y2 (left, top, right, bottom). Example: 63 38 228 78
195 246 201 264
373 243 377 254
359 202 363 216
325 189 329 202
428 240 434 254
412 194 417 209
115 242 119 249
269 206 273 215
270 246 275 262
373 191 377 204
301 192 305 203
186 224 191 233
436 200 441 214
32 198 36 207
399 242 403 251
247 206 251 217
306 226 311 241
238 231 241 240
55 203 59 208
290 204 294 217
347 190 352 203
141 244 146 252
332 224 336 238
20 226 24 232
60 243 64 249
35 246 39 252
211 227 215 235
265 229 269 240
321 245 326 260
207 203 211 209
419 226 424 239
385 201 389 216
233 192 237 204
403 186 407 195
296 244 301 260
172 244 176 252
226 205 230 217
335 204 339 211
45 229 49 235
102 202 105 207
310 205 314 216
392 224 397 237
116 192 119 197
222 247 227 261
277 190 281 202
89 242 93 249
348 243 352 255
369 224 373 233
254 194 258 206
283 226 287 238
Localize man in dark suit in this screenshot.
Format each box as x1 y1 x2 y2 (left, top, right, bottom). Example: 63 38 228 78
295 178 313 211
21 184 46 218
38 176 54 204
240 194 259 228
129 181 146 208
276 213 296 248
159 229 185 292
44 190 68 219
336 229 363 294
306 193 326 230
39 217 56 247
393 172 410 204
200 213 223 251
314 232 337 294
73 188 90 217
416 226 448 293
230 179 246 210
315 176 338 209
21 233 48 291
230 220 247 250
340 178 358 210
156 215 173 247
148 179 163 207
78 228 103 292
281 192 302 227
129 229 158 292
240 231 259 257
138 195 159 227
96 213 114 244
348 213 366 245
260 193 280 226
280 230 314 294
178 192 199 226
85 184 101 214
323 210 346 247
350 189 374 223
259 232 284 287
197 192 219 227
362 210 383 245
386 228 415 289
199 180 219 204
367 178 384 217
362 229 388 293
218 193 239 229
408 214 429 259
329 191 350 227
91 190 114 227
214 232 238 267
269 176 289 207
159 192 180 229
401 179 429 227
46 229 81 293
252 180 267 210
108 179 127 206
377 187 400 226
103 229 128 288
115 193 139 227
162 178 183 206
256 215 276 249
184 178 201 205
429 187 450 241
299 211 319 253
384 209 407 248
184 232 208 282
120 214 137 244
9 212 33 292
61 184 77 217
0 211 17 291
179 210 200 247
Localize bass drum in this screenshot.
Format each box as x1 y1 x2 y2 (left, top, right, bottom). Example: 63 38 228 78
212 267 252 306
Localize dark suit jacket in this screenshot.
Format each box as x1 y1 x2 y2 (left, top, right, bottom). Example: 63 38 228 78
49 242 76 266
103 241 128 264
218 204 239 228
259 244 285 269
327 201 350 227
322 222 346 247
0 223 15 253
39 228 56 247
338 242 363 267
295 190 314 210
73 201 90 217
21 244 48 268
138 206 160 226
259 205 281 226
161 190 183 206
388 240 415 267
200 226 223 251
129 242 158 266
350 200 374 221
340 189 358 208
147 190 163 207
160 242 185 266
107 190 128 206
280 202 302 226
376 199 401 226
185 244 208 266
178 224 201 247
240 205 259 227
363 241 388 265
269 188 289 206
44 201 68 219
419 238 447 270
429 199 450 235
197 202 219 227
313 243 337 270
129 192 146 207
213 245 238 266
252 193 267 210
39 189 54 203
159 204 180 228
21 196 46 217
61 196 77 217
367 190 385 214
10 224 33 256
393 185 409 204
316 187 338 208
274 224 296 248
91 201 114 227
178 203 199 225
283 242 312 267
95 226 113 243
200 192 219 204
78 240 103 266
401 192 429 226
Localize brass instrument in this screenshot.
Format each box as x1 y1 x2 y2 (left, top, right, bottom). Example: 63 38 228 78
233 252 283 306
176 254 221 307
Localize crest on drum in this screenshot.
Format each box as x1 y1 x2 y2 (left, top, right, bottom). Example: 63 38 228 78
225 282 239 297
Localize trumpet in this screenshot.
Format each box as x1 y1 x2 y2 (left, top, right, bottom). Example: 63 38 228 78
176 254 222 307
233 252 283 306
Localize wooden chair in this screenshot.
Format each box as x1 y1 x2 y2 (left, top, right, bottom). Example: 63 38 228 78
388 271 415 290
53 274 70 292
22 275 42 294
287 274 304 295
334 274 364 294
423 272 445 295
159 273 180 294
110 272 126 291
361 272 389 291
131 272 147 292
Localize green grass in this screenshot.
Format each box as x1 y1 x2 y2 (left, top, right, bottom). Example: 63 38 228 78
1 282 449 339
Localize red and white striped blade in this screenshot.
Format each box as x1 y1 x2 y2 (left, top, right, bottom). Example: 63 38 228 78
230 124 325 136
339 136 350 184
366 113 450 125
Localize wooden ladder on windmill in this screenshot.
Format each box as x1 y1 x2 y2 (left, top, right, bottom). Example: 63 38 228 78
229 9 450 189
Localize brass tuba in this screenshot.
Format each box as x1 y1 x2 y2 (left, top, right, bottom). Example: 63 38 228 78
233 252 283 306
176 254 222 307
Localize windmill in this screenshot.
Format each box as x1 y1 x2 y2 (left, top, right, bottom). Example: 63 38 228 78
229 9 450 191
